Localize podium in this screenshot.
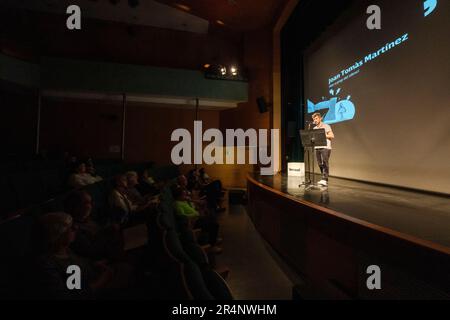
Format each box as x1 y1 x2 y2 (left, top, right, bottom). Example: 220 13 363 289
299 129 328 190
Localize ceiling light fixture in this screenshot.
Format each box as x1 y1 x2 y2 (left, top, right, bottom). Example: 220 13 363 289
203 64 247 82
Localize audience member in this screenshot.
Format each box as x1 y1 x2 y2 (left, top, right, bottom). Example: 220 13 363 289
35 212 116 299
64 190 123 260
137 169 159 196
68 161 102 189
172 185 221 254
109 174 157 225
125 171 147 205
86 158 102 179
186 168 225 213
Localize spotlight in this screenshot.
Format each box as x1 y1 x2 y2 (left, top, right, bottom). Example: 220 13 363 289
203 64 247 82
128 0 139 8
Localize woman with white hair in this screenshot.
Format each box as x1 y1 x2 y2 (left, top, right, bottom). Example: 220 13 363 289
36 212 114 299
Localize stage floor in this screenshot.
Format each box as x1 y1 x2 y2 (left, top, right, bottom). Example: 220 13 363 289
249 173 450 248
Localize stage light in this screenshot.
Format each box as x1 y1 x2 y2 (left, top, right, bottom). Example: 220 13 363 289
203 64 247 82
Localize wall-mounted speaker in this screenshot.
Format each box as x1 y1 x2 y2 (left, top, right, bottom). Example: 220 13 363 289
256 96 269 113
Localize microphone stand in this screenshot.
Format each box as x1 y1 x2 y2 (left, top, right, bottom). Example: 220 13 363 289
300 121 313 187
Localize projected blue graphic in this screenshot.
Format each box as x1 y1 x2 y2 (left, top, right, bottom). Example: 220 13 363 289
424 0 438 17
307 89 356 125
306 1 439 126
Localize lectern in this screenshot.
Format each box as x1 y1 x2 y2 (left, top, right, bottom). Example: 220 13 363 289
299 129 328 190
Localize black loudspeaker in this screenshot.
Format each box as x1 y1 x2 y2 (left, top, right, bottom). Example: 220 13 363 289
256 96 268 113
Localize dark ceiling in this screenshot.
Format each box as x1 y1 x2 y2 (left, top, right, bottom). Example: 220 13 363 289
155 0 290 31
0 0 290 69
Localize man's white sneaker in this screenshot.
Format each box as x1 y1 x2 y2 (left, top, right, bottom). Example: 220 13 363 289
318 180 328 186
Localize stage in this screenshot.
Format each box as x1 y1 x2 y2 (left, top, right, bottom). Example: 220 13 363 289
249 173 450 248
246 173 450 299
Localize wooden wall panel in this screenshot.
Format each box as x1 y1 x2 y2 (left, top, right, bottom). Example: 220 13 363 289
247 175 450 299
124 104 220 164
0 84 37 157
40 99 123 160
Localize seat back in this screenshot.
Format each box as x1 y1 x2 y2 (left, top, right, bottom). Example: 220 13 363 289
0 215 35 298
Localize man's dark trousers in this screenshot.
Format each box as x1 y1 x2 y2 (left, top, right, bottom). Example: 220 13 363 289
316 149 331 181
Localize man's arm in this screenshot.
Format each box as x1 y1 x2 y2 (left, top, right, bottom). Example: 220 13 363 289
326 127 335 140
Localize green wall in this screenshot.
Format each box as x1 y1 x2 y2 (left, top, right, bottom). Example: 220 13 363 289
0 54 40 87
0 54 248 102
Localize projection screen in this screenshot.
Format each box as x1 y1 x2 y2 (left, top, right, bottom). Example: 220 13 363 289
304 0 450 194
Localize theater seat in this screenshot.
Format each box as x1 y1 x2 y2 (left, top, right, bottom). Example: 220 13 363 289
0 215 35 299
157 186 233 300
10 172 46 209
0 176 18 217
39 169 63 199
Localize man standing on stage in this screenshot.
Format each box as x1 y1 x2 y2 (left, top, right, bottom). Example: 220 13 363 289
312 113 334 186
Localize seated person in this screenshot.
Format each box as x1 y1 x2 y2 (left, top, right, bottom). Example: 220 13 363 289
198 167 211 185
109 174 157 225
35 212 120 299
137 169 159 196
64 190 123 260
199 167 224 196
172 185 221 254
189 168 225 213
86 158 102 179
177 174 208 215
186 169 201 191
125 171 147 205
68 161 102 189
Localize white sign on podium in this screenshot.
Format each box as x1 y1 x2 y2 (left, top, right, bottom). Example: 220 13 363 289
287 162 305 178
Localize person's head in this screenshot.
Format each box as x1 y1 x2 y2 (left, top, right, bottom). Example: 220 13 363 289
86 165 95 175
126 171 139 187
64 191 93 222
86 158 94 167
113 174 128 190
172 185 187 201
177 175 188 187
39 212 77 254
74 162 87 174
312 113 323 125
188 169 200 179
